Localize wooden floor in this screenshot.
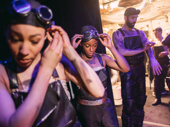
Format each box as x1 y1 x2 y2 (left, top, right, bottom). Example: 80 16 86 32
115 76 170 127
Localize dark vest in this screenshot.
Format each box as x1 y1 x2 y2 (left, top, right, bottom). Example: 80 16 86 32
3 61 76 127
118 28 145 66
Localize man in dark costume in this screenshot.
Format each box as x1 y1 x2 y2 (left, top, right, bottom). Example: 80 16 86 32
112 7 162 127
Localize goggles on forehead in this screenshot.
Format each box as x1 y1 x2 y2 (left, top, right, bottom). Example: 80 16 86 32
82 30 99 42
9 0 53 26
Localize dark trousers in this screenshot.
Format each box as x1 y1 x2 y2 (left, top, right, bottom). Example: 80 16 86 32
120 64 146 127
154 64 169 99
77 98 119 127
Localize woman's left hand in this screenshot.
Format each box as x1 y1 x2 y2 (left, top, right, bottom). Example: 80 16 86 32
98 33 113 49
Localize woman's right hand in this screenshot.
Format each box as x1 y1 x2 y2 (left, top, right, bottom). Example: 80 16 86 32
71 34 83 49
41 31 63 71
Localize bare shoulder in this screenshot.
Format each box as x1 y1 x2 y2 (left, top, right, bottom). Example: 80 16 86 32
100 53 110 59
55 62 66 80
0 64 10 91
99 54 112 66
101 53 114 61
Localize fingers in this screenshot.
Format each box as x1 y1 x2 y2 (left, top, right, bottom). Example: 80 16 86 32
71 34 83 42
51 31 62 49
152 64 162 75
48 25 67 38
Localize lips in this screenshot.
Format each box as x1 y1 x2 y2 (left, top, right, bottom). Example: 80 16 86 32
18 58 31 65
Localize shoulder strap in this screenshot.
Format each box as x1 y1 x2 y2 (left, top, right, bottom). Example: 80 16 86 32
118 28 125 36
52 69 59 78
95 53 104 67
3 62 19 89
134 28 140 34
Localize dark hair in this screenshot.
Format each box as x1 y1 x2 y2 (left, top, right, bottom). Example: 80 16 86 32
124 7 140 16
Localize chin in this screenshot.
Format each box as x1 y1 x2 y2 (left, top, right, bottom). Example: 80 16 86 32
87 55 93 59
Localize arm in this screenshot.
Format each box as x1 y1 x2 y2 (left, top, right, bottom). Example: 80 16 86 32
139 31 162 75
99 33 130 72
158 46 169 58
48 25 104 98
0 31 63 127
112 31 154 56
147 47 162 75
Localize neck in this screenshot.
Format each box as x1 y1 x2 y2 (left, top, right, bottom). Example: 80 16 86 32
122 24 133 31
81 52 95 61
157 36 163 42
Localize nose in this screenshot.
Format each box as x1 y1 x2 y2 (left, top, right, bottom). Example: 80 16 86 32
19 42 30 56
90 46 94 52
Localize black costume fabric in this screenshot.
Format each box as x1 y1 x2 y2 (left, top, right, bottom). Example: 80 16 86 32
76 54 119 127
118 29 147 127
3 61 76 127
153 46 169 99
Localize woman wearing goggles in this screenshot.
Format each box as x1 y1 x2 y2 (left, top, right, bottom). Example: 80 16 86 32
0 1 105 127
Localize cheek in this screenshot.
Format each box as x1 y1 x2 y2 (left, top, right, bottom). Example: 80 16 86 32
7 42 20 55
31 42 44 55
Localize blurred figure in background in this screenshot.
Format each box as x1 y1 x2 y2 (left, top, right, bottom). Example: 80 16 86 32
152 27 169 106
162 34 170 93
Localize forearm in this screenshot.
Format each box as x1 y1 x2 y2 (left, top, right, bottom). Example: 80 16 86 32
64 47 104 98
9 66 53 127
108 46 129 72
118 48 144 56
147 47 155 61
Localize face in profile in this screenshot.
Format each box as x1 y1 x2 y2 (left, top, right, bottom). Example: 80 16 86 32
7 24 46 68
126 14 138 28
82 39 98 59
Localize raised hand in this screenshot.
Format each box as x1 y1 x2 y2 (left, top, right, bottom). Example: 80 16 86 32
41 30 63 71
98 33 113 49
47 25 75 56
71 34 83 49
144 41 155 51
47 25 71 49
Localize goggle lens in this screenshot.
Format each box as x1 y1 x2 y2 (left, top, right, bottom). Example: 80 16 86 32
13 0 31 15
37 6 53 22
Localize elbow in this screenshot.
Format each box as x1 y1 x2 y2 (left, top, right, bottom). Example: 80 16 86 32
121 65 130 73
93 87 105 98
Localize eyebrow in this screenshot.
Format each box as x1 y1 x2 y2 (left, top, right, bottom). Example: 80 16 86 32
10 29 43 38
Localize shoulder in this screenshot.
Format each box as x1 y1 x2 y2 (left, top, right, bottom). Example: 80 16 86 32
54 62 66 80
137 29 146 36
112 29 124 44
112 29 123 38
99 53 112 62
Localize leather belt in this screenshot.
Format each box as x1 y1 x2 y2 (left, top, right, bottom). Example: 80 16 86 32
77 97 107 106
